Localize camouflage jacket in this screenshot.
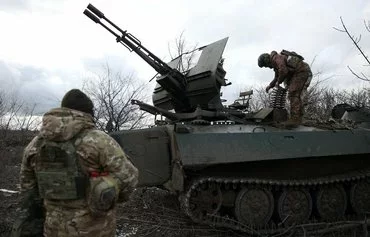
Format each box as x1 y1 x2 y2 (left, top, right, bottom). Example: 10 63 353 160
268 51 310 87
19 108 138 237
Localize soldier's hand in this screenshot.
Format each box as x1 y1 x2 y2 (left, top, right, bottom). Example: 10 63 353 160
265 85 272 93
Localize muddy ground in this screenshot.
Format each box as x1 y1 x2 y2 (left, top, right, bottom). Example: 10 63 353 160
0 131 241 237
0 130 366 237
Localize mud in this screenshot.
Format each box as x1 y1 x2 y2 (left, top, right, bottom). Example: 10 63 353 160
0 131 231 237
0 130 364 237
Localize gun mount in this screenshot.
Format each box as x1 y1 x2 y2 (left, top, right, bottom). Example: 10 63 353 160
84 4 230 114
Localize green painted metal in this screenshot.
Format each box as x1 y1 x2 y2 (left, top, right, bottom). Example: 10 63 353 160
175 128 370 166
110 127 171 187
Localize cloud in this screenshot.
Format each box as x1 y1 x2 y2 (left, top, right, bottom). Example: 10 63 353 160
0 60 75 113
0 0 369 113
0 0 29 11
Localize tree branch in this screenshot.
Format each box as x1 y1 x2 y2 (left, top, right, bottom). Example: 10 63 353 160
83 64 149 132
334 17 370 82
347 66 370 81
337 17 370 65
365 19 370 33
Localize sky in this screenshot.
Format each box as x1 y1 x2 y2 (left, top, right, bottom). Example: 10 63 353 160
0 0 369 113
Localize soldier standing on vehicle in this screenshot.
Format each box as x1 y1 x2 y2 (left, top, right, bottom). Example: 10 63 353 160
11 89 138 237
258 50 312 126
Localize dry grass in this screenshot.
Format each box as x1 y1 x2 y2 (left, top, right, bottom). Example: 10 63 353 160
115 188 243 237
0 129 368 237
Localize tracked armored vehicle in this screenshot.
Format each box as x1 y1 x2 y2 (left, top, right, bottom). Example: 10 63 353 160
84 4 370 235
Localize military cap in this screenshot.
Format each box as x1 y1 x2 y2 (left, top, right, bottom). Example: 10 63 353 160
61 89 94 116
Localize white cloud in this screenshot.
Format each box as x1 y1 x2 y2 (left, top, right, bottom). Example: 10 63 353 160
0 0 369 111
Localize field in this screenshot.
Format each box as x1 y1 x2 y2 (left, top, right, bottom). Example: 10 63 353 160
0 130 367 237
0 130 239 237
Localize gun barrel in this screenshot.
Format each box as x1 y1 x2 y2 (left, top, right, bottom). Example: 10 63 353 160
84 4 172 75
87 4 105 19
84 9 121 39
87 3 125 36
84 4 190 111
83 9 100 24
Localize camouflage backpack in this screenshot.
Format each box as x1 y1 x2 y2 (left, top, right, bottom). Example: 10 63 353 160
280 49 304 69
35 136 89 200
10 134 88 237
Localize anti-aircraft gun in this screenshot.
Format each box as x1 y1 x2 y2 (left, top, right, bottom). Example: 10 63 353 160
84 4 243 124
84 4 370 235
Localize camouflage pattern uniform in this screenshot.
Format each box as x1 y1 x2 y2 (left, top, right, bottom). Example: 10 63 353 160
19 107 138 237
267 51 312 121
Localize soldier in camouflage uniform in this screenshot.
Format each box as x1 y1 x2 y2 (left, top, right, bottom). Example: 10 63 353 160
12 89 138 237
258 50 312 126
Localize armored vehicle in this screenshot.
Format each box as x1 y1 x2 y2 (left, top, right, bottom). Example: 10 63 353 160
84 4 370 235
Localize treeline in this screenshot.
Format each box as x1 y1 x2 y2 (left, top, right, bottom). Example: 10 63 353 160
248 81 370 121
0 90 40 148
0 65 151 135
0 90 40 131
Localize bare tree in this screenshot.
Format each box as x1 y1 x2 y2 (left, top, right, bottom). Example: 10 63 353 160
83 64 150 133
2 93 25 130
245 81 370 121
246 86 270 111
13 103 41 131
1 92 40 131
304 84 337 120
0 91 6 119
167 31 198 73
336 88 370 108
334 17 370 81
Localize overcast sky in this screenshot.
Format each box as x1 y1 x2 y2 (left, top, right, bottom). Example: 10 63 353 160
0 0 369 113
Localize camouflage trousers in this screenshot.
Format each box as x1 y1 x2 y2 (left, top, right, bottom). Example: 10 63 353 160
43 199 117 237
287 69 312 120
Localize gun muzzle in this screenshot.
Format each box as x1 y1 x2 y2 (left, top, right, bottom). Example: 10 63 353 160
87 3 105 19
83 9 100 23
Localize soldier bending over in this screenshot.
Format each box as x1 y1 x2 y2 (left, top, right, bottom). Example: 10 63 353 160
258 50 312 126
